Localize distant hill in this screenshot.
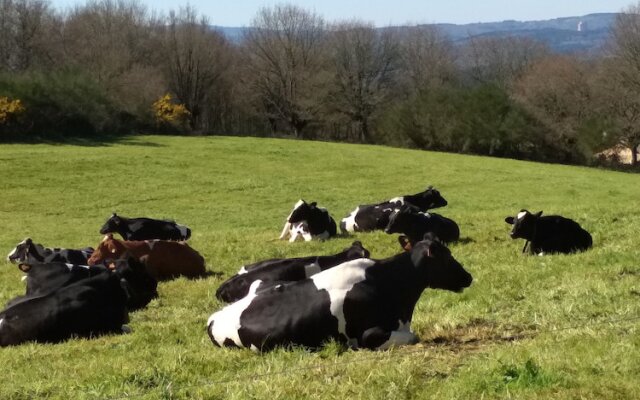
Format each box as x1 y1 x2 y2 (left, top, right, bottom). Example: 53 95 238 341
212 13 618 54
435 13 617 54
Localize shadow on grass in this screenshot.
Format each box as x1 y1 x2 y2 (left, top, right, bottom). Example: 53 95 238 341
0 133 166 147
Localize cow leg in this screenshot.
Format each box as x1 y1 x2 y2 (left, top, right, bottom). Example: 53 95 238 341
361 326 419 350
279 221 291 240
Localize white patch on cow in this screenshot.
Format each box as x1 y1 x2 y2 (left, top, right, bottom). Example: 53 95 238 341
341 207 360 232
0 318 4 329
376 320 418 350
389 197 405 205
302 231 313 242
311 258 375 338
237 266 248 275
208 280 263 348
538 252 545 256
304 262 321 278
250 344 259 352
517 211 527 220
288 222 309 242
21 275 27 282
177 224 189 238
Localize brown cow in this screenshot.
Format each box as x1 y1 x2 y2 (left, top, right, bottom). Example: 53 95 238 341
87 234 206 280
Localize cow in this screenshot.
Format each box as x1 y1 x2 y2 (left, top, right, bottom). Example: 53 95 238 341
7 238 93 266
8 258 157 311
99 213 191 241
504 209 593 255
207 234 472 352
384 205 460 246
278 200 337 242
340 186 448 233
0 266 129 346
216 241 371 303
87 234 206 280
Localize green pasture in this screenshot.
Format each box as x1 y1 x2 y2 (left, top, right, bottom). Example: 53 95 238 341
0 136 638 399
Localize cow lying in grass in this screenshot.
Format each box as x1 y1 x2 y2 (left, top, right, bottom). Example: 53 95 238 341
384 205 460 247
340 186 448 233
505 209 593 255
216 241 371 303
7 238 93 266
0 257 155 346
87 234 206 280
99 213 191 241
207 234 472 351
278 200 337 242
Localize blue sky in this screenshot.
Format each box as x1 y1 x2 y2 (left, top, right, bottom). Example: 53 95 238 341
50 0 634 26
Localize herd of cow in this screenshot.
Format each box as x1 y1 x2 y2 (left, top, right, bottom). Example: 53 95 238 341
0 187 593 351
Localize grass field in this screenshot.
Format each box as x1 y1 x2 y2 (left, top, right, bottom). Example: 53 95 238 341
0 135 639 399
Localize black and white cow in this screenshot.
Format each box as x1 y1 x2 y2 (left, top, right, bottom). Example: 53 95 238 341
385 205 460 246
278 200 337 242
216 241 371 303
99 213 191 241
0 266 129 346
8 258 157 311
505 210 593 255
7 238 93 266
340 186 448 233
207 234 472 351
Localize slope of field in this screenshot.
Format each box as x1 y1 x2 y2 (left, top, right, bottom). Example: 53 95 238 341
0 135 638 399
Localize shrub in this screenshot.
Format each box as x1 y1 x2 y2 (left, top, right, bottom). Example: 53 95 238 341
152 94 191 132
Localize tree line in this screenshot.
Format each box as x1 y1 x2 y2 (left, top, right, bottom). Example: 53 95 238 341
1 0 640 166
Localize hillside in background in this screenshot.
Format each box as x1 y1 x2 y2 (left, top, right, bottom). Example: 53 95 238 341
213 13 617 54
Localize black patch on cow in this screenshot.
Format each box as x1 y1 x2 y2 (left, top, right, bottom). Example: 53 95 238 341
99 213 191 241
237 281 341 351
223 338 238 348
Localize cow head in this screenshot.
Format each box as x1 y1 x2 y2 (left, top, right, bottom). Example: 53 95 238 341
7 238 33 263
87 234 127 266
409 186 448 210
114 257 158 311
505 210 542 240
99 213 123 234
345 241 370 259
410 233 472 292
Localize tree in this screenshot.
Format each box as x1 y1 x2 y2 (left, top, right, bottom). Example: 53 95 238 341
463 36 548 86
242 4 327 138
157 6 232 131
397 25 455 94
512 55 595 163
607 3 640 164
325 21 399 143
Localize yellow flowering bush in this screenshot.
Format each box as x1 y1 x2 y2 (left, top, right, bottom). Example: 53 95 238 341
152 94 190 127
0 96 26 125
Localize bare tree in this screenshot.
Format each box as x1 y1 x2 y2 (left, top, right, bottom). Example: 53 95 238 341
398 25 455 93
0 0 55 71
156 6 232 131
607 3 640 164
512 55 594 160
463 36 548 86
242 4 327 138
325 21 399 143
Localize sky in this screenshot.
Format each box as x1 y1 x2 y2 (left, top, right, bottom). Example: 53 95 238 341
49 0 635 27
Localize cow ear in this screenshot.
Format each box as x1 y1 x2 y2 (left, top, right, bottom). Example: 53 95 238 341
535 211 543 218
25 237 33 245
310 202 317 208
398 235 412 252
19 263 32 272
505 216 514 224
427 185 433 190
112 212 117 217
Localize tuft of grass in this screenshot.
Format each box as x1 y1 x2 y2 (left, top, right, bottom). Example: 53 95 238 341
0 135 638 399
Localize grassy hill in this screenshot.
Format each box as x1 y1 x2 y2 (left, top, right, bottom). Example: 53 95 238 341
0 135 638 399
